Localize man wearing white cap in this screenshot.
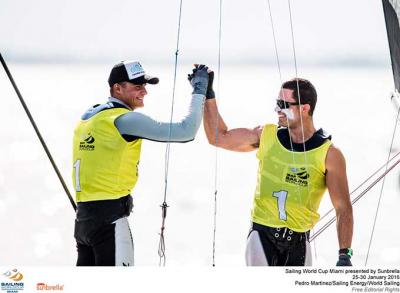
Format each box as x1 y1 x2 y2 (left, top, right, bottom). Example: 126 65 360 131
72 61 209 266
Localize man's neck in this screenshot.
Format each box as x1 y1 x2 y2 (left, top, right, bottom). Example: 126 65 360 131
109 97 133 110
289 120 316 144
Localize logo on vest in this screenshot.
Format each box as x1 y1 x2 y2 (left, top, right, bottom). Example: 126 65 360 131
79 133 95 151
285 167 309 187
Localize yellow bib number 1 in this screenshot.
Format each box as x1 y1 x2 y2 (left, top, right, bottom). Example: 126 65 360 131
73 159 81 192
272 190 288 221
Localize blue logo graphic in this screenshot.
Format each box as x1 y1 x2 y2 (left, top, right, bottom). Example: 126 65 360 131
130 62 143 74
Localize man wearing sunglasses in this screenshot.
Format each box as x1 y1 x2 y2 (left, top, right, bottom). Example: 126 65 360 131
73 61 209 266
202 75 353 266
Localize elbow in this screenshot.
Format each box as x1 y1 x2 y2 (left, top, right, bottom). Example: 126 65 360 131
171 129 195 142
205 133 217 146
206 135 221 147
205 128 227 147
181 134 196 142
207 136 216 146
183 125 199 142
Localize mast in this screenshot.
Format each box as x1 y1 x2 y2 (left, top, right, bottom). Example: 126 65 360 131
383 0 400 92
382 0 400 111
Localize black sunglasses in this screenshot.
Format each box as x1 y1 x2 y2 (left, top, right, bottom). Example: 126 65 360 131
276 99 301 109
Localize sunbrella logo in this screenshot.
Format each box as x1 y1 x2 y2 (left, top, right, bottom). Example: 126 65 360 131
79 132 95 151
1 269 24 292
36 283 64 291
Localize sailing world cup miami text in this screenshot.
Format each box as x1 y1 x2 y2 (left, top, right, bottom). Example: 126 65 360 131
287 268 400 290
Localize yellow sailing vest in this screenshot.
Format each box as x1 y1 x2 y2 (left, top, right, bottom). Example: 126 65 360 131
251 124 332 232
72 108 142 202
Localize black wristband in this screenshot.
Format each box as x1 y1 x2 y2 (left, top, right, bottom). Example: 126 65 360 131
339 248 353 257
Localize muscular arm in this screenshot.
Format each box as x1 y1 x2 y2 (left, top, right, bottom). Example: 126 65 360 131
203 99 262 152
325 145 353 249
115 94 205 142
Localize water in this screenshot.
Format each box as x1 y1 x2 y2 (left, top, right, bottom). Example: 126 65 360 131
0 63 399 266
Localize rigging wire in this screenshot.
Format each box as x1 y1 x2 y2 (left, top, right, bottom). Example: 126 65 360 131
266 0 304 217
0 53 76 212
318 149 400 223
309 152 400 242
211 0 223 267
266 0 318 260
266 0 298 166
365 103 400 265
158 0 184 267
266 0 302 209
266 0 283 83
286 0 317 260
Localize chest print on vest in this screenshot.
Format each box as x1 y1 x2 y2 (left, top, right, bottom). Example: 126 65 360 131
285 167 309 187
79 132 96 151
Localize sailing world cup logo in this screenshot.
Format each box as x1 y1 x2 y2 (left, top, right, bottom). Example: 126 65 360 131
285 167 309 187
79 132 95 151
1 269 24 293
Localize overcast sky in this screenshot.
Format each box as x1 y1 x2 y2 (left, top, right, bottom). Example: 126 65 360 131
0 0 391 66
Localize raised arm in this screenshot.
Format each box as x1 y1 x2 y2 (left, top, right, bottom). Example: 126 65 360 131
203 95 261 152
325 145 354 265
115 65 209 143
115 93 205 142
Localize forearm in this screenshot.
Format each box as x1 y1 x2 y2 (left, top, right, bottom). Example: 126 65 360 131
336 204 353 249
115 94 205 142
203 99 228 145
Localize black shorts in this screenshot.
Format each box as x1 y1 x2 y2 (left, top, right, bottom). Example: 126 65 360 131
247 222 310 266
74 195 134 266
74 217 134 266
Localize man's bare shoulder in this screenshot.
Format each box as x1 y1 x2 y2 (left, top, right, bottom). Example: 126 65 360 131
251 125 264 148
326 144 346 170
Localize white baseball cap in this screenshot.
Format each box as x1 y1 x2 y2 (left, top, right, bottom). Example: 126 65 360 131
108 60 159 87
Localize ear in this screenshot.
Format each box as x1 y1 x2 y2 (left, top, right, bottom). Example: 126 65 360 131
301 104 311 115
113 84 121 95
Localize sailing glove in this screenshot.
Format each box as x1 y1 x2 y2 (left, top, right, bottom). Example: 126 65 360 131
206 71 215 99
188 64 209 96
336 255 352 266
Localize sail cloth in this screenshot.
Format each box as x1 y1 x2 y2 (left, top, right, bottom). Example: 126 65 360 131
382 0 400 92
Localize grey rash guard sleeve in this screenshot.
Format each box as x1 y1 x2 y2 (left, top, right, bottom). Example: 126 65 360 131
114 94 205 142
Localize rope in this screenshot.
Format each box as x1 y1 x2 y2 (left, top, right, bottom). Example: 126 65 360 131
211 0 223 267
266 0 302 216
158 0 183 267
288 0 317 259
0 53 76 211
365 103 400 265
267 0 317 260
287 0 317 259
266 0 283 82
318 149 400 223
309 152 400 242
158 202 169 266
